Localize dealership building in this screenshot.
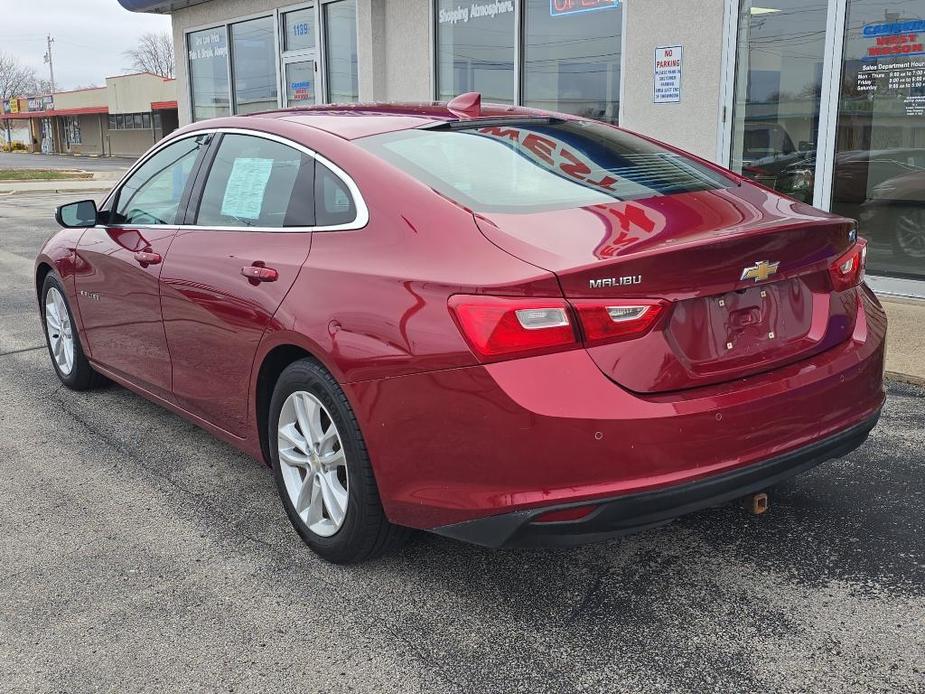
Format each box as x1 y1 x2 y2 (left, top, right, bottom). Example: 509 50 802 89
118 0 924 293
1 72 179 157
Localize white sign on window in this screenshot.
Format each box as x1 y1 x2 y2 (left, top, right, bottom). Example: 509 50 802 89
221 158 273 220
654 45 682 103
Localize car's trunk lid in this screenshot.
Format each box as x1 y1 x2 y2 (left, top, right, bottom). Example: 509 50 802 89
474 185 858 393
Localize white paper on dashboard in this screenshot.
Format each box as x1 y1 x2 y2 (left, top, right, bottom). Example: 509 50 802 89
221 158 274 220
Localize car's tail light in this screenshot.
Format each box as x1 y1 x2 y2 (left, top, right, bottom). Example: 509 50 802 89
571 299 668 347
829 239 867 292
448 295 578 362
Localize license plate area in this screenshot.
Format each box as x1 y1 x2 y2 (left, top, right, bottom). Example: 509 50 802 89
668 278 817 375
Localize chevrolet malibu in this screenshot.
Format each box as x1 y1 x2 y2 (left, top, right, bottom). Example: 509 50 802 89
36 95 886 563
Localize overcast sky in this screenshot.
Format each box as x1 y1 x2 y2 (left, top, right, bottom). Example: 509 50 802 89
0 0 172 90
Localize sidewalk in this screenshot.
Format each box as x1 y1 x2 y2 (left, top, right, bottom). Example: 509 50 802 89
882 297 925 386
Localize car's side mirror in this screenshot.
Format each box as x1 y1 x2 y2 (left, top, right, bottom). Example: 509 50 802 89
55 200 99 228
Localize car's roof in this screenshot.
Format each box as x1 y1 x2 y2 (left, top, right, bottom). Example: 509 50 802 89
245 102 573 140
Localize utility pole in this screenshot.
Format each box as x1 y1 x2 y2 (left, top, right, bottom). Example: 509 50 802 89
43 34 55 94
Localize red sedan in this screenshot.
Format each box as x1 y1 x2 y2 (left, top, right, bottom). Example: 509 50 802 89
37 96 885 563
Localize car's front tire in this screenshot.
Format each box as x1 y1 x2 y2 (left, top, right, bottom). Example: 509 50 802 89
269 359 407 564
40 274 97 390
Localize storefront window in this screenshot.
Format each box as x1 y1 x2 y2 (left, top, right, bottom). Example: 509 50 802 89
435 0 516 103
832 0 925 280
523 0 622 122
284 7 316 52
324 0 359 102
188 27 231 121
730 0 828 202
231 16 278 114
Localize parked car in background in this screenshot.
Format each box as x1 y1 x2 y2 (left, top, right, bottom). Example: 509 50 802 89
36 96 885 563
864 167 925 261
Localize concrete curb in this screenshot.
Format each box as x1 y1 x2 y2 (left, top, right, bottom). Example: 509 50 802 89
886 372 925 389
0 186 113 196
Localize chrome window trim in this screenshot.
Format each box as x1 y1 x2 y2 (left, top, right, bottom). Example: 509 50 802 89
101 126 369 233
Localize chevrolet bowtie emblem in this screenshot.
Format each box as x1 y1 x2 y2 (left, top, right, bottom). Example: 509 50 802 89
740 260 780 283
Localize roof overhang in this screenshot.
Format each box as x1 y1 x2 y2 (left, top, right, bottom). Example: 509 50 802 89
117 0 213 13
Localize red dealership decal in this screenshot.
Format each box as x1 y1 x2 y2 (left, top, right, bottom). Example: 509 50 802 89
867 33 923 57
550 0 620 17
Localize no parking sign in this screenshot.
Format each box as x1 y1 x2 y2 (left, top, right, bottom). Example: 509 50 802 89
654 45 683 103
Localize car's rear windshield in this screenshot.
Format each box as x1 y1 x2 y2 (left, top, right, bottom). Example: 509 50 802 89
356 119 733 214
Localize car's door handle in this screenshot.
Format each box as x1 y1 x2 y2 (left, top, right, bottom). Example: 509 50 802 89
133 250 162 266
241 265 279 283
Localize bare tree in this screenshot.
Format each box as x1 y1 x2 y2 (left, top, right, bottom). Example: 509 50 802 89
124 32 175 78
0 52 39 100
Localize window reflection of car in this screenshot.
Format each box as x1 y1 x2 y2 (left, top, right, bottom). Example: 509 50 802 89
774 151 816 203
862 167 925 260
740 122 808 187
775 148 925 207
833 149 923 204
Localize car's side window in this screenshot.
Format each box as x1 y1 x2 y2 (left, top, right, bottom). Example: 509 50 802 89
195 134 315 228
112 136 207 226
315 161 357 227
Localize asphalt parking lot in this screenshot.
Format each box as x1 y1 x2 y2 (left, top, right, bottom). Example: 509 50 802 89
0 193 923 693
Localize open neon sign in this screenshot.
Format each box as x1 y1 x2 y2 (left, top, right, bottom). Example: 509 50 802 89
550 0 620 17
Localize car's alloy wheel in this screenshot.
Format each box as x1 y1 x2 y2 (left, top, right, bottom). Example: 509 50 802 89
40 274 97 391
277 391 349 538
45 286 74 376
895 209 925 259
269 359 408 563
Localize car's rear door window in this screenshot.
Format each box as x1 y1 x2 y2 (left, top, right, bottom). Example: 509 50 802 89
357 120 733 214
195 134 315 228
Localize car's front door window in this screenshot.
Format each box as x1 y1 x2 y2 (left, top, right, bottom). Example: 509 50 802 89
195 134 315 228
112 135 208 226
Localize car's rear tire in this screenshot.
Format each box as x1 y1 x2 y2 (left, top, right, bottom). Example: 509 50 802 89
40 274 98 391
269 358 408 564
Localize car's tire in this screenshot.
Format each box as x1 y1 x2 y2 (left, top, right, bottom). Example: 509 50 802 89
40 273 98 391
269 358 408 564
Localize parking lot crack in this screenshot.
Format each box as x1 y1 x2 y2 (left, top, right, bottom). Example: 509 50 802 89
0 345 44 358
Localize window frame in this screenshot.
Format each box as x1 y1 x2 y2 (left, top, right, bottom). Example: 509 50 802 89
320 0 359 103
229 13 282 115
100 127 368 234
183 0 360 122
280 2 322 107
430 0 627 124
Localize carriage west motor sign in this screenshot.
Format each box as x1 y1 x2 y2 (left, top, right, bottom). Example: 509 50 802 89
654 46 682 103
856 19 925 117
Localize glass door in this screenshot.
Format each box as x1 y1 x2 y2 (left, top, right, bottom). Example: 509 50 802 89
280 4 320 107
831 0 925 281
729 0 830 203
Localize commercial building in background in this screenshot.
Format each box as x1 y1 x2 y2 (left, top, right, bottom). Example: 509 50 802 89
1 72 179 157
120 0 924 294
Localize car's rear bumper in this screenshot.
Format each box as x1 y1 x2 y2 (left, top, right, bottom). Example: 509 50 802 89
431 409 880 547
349 285 886 534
